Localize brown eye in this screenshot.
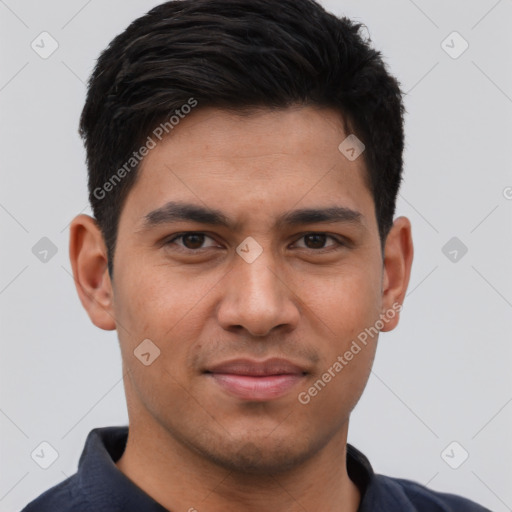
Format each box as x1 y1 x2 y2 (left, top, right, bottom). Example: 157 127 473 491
181 233 206 249
295 233 342 250
304 234 327 249
165 232 218 251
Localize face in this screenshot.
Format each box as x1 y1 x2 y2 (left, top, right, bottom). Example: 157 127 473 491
72 106 412 474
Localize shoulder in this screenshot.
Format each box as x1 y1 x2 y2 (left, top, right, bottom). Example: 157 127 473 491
20 473 90 512
371 474 493 512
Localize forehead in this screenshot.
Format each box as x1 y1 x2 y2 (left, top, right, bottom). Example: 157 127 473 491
120 106 376 231
157 105 354 162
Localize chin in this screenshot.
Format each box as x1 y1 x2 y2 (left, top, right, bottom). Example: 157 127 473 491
191 431 322 475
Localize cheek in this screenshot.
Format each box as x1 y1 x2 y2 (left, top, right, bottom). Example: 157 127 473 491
116 260 187 327
296 266 381 407
112 266 211 409
113 262 216 365
302 263 382 340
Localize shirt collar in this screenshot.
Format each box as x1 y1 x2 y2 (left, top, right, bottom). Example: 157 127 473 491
77 426 168 511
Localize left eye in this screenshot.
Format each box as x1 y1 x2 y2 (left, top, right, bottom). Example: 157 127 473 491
165 232 342 251
294 233 342 250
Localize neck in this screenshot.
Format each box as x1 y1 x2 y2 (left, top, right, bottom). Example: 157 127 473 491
115 415 361 512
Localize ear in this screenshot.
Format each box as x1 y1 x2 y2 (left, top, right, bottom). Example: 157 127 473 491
69 214 116 330
380 216 413 332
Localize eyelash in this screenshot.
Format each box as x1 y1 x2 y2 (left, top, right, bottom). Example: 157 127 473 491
163 232 347 253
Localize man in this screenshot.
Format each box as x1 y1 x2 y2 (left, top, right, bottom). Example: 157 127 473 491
21 0 491 510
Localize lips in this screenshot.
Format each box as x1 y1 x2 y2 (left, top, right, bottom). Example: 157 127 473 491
205 358 308 401
206 358 307 376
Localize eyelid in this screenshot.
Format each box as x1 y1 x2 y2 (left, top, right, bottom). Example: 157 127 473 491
292 232 346 249
165 232 220 250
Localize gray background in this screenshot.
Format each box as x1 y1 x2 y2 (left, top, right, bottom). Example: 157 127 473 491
1 0 511 510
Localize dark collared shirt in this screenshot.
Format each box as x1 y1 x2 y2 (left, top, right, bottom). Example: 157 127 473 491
21 426 492 511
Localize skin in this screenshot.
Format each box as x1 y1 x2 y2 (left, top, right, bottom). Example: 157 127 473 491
69 106 413 512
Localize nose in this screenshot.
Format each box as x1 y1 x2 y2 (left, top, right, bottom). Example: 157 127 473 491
216 249 300 337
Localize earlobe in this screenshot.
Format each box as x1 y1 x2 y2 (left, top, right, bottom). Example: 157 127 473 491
69 214 117 331
380 216 414 332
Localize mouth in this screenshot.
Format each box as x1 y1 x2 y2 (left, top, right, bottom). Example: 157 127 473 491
204 358 308 401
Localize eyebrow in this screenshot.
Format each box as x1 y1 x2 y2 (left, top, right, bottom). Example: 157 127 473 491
141 201 363 231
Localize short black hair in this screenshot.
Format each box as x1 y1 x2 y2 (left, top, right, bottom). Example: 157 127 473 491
79 0 405 277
